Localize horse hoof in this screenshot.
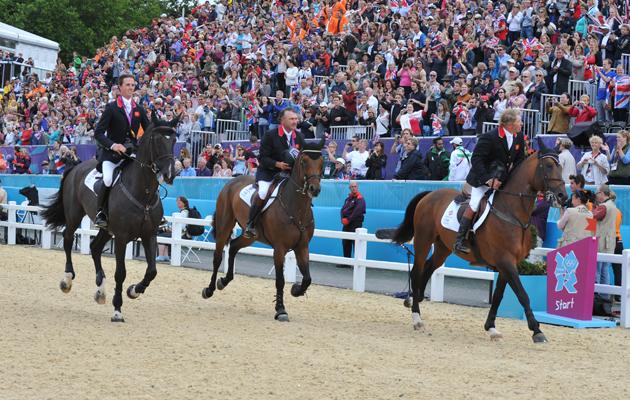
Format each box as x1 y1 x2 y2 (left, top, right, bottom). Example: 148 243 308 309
201 287 213 299
290 283 302 297
60 279 72 294
403 297 412 308
111 311 125 323
217 278 225 291
413 322 425 332
94 289 106 305
126 285 140 299
275 312 290 322
533 333 548 343
490 334 504 342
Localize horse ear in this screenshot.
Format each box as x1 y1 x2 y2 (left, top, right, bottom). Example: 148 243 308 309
169 112 183 128
317 135 326 150
297 132 306 150
151 109 159 126
537 137 550 155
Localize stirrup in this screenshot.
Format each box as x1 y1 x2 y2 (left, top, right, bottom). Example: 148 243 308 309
243 225 257 239
95 211 108 228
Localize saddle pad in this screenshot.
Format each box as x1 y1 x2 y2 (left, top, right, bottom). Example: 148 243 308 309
239 182 283 213
441 192 495 233
84 168 120 195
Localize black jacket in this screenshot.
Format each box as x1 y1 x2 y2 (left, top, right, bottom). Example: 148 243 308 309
423 148 450 181
94 96 150 163
365 152 387 180
393 149 426 180
257 127 305 182
546 57 572 94
327 106 354 127
466 126 525 187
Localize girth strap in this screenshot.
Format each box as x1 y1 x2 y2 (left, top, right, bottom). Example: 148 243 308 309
119 179 160 217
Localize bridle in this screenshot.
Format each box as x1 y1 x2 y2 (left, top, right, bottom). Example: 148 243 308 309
123 126 174 174
288 150 323 195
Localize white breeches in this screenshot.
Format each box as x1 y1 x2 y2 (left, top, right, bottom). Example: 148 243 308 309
102 160 123 187
469 185 491 212
257 180 272 200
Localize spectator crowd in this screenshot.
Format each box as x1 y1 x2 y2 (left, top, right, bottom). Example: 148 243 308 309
1 0 630 182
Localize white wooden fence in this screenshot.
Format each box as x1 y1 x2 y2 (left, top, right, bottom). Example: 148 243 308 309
1 202 628 327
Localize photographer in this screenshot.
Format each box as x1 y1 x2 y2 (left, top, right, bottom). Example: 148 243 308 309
567 94 597 123
545 93 571 135
60 145 81 169
156 196 191 262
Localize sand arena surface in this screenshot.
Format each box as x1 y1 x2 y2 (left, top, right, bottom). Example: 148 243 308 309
0 246 628 399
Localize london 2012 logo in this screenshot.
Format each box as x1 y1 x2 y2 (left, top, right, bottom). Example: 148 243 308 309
554 251 579 294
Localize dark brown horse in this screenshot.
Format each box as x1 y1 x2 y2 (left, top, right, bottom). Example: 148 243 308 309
41 113 178 322
202 136 326 321
377 148 567 343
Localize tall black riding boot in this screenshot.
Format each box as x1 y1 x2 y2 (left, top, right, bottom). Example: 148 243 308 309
453 206 475 255
243 196 264 239
94 184 111 229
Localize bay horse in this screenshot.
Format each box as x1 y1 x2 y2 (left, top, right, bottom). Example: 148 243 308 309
41 112 178 322
202 136 326 321
377 145 567 343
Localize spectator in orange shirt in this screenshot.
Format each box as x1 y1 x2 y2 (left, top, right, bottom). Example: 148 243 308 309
328 10 349 35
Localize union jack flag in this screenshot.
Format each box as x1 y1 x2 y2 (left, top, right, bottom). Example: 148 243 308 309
431 117 443 137
173 80 183 93
246 103 257 126
585 13 604 36
522 37 543 57
431 39 442 52
400 0 413 7
486 37 499 48
391 0 399 8
64 126 75 144
615 75 630 109
55 154 65 175
453 104 468 123
291 80 301 97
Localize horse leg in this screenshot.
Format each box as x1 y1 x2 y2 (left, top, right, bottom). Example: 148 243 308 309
408 243 434 332
202 220 233 299
127 235 158 299
273 249 290 322
216 234 255 291
501 264 547 343
110 237 128 322
90 229 113 305
290 245 312 298
484 273 508 342
409 237 453 306
60 227 78 293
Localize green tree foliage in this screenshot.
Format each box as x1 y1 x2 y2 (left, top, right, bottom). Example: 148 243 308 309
0 0 165 63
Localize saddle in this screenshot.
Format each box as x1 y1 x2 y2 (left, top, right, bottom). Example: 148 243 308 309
248 173 288 209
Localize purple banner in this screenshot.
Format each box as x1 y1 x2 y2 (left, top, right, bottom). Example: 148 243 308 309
547 236 599 321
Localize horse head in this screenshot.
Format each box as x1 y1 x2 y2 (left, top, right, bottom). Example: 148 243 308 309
293 135 326 198
534 138 568 208
139 111 179 184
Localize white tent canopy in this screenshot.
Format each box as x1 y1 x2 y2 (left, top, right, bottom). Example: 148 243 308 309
0 22 60 71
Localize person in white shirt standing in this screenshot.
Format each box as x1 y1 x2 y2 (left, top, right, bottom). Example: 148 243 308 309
342 138 370 178
448 137 472 181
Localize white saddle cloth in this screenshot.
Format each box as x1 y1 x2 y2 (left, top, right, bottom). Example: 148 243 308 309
239 182 282 213
441 192 495 233
84 168 120 195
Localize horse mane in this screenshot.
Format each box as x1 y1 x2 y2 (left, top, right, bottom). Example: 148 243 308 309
501 151 539 187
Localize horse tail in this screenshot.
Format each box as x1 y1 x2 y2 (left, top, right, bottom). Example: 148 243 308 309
210 212 216 240
391 191 432 246
40 166 75 231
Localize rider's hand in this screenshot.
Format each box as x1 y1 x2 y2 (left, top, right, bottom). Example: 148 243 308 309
487 179 502 189
112 143 126 154
276 161 291 170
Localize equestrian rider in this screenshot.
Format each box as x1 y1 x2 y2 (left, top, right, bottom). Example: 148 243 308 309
244 107 304 238
93 73 150 228
453 108 525 255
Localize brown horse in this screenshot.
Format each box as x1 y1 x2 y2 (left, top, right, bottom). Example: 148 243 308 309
377 148 567 343
202 136 326 321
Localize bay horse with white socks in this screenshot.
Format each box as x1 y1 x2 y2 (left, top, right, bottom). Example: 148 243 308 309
41 112 178 322
376 141 567 343
202 136 326 322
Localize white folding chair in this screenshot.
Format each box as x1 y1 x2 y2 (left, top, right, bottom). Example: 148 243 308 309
194 216 213 250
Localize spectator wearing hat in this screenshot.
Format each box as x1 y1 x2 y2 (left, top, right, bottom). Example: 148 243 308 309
330 157 348 180
501 66 522 96
40 161 50 175
449 137 472 181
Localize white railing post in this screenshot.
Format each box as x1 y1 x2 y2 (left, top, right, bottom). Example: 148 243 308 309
352 228 368 292
7 201 16 245
430 267 445 302
621 249 630 328
81 216 91 254
41 218 52 250
172 213 182 267
125 241 133 260
285 251 297 283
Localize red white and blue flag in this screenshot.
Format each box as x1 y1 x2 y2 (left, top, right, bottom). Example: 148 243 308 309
585 13 605 36
55 154 65 175
246 103 258 126
453 104 468 123
486 37 500 48
391 0 399 8
431 116 443 137
173 80 183 93
522 37 543 57
615 75 630 109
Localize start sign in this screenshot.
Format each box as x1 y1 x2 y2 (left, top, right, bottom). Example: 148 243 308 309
547 236 599 321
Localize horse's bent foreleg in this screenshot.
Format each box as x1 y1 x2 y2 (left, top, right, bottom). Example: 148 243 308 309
111 238 128 322
217 234 255 291
60 227 77 293
202 221 233 299
485 273 508 342
290 245 311 297
273 249 289 322
128 236 158 299
501 264 547 343
90 229 112 304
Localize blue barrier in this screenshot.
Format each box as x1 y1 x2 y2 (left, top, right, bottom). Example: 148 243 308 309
2 175 629 272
